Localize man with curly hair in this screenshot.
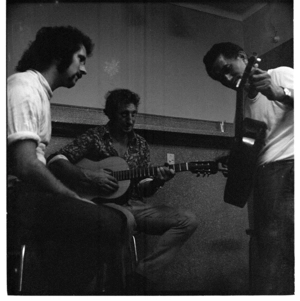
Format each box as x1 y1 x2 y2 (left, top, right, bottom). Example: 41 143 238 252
7 26 128 294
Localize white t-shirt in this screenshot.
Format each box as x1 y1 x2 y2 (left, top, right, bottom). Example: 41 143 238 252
7 70 53 164
244 67 294 165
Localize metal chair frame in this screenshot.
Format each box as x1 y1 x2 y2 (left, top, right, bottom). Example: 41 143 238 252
18 244 26 293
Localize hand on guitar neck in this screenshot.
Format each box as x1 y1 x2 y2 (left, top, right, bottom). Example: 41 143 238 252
215 154 229 178
238 54 286 102
236 54 260 98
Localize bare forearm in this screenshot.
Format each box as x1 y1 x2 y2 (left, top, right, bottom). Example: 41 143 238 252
9 140 79 199
49 158 119 196
16 158 80 199
48 159 90 189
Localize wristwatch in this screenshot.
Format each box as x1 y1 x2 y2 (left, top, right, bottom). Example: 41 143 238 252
281 87 292 98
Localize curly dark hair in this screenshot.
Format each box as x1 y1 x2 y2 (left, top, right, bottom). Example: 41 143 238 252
203 42 244 80
104 89 140 120
16 26 94 73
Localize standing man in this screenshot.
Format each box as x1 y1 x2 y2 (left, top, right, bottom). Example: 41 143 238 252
7 26 128 294
203 42 294 294
47 88 198 294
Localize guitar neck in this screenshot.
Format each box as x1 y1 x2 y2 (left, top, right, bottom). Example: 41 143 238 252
235 88 245 138
235 55 258 139
112 163 191 181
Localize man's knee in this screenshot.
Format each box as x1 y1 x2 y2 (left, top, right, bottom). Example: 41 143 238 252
104 203 136 234
99 205 128 242
180 210 198 234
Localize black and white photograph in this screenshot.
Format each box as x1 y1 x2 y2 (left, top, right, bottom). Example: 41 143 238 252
5 0 294 296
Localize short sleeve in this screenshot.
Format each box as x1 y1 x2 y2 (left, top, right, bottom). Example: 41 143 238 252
7 76 42 146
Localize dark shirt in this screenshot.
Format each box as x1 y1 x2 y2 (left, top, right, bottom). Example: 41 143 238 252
48 123 151 200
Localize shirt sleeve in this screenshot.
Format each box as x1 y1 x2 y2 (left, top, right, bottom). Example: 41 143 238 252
7 77 41 146
270 67 294 90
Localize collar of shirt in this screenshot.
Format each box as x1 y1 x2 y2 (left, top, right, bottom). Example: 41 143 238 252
103 122 138 145
29 69 53 100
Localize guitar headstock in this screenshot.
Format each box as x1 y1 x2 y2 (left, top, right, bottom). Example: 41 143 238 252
248 53 260 65
237 52 261 89
189 161 218 177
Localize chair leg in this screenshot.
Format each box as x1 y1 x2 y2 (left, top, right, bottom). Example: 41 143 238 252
132 236 138 264
18 244 26 293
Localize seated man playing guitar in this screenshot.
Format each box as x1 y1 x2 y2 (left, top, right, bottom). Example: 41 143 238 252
47 88 198 294
203 42 294 295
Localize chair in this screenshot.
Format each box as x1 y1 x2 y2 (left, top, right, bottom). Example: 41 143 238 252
129 234 139 274
7 182 46 295
7 243 26 294
131 235 138 264
7 183 28 295
7 221 46 295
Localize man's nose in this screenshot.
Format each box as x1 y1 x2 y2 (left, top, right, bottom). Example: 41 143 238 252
80 65 87 75
127 114 135 123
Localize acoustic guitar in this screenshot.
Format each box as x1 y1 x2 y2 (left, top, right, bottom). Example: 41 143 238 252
223 54 267 208
76 156 219 202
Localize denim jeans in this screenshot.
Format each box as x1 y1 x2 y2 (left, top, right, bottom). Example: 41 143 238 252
105 199 198 281
250 160 294 294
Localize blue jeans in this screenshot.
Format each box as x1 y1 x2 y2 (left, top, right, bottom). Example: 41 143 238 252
105 200 198 281
250 160 294 294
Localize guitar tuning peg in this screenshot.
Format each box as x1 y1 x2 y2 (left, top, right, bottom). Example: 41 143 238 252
252 52 261 63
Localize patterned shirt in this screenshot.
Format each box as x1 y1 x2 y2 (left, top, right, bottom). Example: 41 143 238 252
48 123 151 200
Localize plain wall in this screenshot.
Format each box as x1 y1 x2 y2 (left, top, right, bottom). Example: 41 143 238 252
7 2 293 124
7 2 243 123
243 2 293 56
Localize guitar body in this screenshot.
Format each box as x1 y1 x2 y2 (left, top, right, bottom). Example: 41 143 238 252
224 118 267 207
222 55 268 208
76 156 219 203
76 157 131 201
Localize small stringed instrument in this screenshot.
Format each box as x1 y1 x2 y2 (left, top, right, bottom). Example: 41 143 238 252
223 54 267 208
76 156 218 202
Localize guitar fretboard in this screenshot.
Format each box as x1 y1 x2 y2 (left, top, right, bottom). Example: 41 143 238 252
235 55 258 139
112 163 191 181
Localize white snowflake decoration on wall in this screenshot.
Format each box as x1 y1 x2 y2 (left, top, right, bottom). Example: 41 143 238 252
104 59 120 77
